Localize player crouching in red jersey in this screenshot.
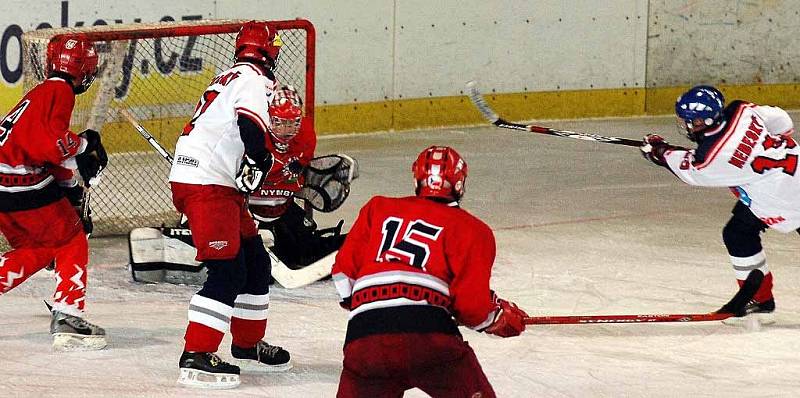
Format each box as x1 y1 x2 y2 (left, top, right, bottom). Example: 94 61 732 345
332 146 528 398
0 35 107 351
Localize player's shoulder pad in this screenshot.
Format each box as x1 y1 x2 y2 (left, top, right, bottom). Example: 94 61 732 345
454 205 493 232
755 105 794 136
40 77 74 96
720 100 751 122
294 118 317 152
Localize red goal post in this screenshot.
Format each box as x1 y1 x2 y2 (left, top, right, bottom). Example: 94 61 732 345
21 19 316 235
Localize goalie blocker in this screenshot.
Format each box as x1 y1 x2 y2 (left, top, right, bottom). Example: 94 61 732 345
129 154 357 287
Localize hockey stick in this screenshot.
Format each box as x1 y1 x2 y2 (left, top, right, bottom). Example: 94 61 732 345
119 108 330 289
465 81 641 147
118 108 174 163
524 312 731 325
524 270 765 325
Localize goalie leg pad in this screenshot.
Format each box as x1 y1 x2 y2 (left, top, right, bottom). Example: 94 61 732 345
128 227 205 284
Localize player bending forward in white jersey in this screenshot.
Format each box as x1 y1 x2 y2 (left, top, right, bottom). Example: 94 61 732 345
168 21 290 389
641 85 799 324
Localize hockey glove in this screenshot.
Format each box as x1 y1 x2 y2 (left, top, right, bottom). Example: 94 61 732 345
640 134 671 167
484 293 529 338
283 159 304 180
75 129 108 186
235 153 273 194
62 184 93 234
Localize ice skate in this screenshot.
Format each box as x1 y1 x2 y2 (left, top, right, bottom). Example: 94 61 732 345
50 310 107 351
231 340 292 372
177 352 240 389
722 298 775 326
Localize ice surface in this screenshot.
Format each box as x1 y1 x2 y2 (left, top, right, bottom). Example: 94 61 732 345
4 113 800 397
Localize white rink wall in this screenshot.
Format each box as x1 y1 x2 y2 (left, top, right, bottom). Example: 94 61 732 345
0 1 798 125
0 0 646 104
647 0 800 86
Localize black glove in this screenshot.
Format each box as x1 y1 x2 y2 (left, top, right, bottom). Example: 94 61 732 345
75 129 108 186
62 184 92 234
640 134 672 167
235 153 273 193
283 159 304 180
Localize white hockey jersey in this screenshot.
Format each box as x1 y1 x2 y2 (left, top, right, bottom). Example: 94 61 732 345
169 62 276 188
663 101 800 232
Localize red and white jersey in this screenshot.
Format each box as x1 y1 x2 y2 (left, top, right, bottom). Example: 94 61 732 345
248 117 316 221
663 101 800 232
332 196 498 342
0 78 85 212
169 62 276 188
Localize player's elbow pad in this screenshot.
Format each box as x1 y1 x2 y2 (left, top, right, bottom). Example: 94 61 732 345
237 115 269 166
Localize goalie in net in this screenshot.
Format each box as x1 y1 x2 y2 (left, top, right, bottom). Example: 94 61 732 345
128 85 357 288
248 85 357 270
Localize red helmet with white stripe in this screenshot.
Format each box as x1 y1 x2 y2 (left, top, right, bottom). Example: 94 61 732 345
412 146 468 202
268 85 303 153
235 21 281 69
46 35 98 94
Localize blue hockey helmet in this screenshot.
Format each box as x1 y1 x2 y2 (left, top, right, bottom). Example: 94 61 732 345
675 85 725 142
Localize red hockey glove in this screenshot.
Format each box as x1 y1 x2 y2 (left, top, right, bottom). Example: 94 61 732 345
640 134 672 167
484 294 529 338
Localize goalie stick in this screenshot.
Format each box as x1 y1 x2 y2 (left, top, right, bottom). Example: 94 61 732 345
119 108 332 289
466 81 641 147
524 270 765 325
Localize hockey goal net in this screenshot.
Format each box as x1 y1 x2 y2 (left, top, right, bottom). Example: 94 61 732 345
21 19 315 236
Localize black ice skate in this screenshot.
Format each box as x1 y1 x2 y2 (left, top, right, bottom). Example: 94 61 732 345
177 352 241 389
50 310 107 351
722 298 776 326
231 340 292 372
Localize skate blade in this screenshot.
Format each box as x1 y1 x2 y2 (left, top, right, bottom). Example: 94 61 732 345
177 368 240 389
234 358 293 373
52 333 107 351
722 312 776 326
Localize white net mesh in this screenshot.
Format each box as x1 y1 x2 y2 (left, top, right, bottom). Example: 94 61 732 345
22 19 315 235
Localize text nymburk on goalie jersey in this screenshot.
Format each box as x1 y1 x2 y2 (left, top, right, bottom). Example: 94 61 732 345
169 62 276 188
663 101 800 232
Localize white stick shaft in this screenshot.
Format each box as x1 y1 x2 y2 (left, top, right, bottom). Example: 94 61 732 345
118 108 175 164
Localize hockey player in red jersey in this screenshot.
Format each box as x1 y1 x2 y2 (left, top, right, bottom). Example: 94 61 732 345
248 86 316 225
641 85 799 324
248 86 350 270
332 146 528 398
248 85 320 264
169 21 290 389
0 35 107 351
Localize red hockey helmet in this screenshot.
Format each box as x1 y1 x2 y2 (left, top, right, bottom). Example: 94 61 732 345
268 85 303 153
46 35 98 94
412 146 468 202
235 21 282 68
